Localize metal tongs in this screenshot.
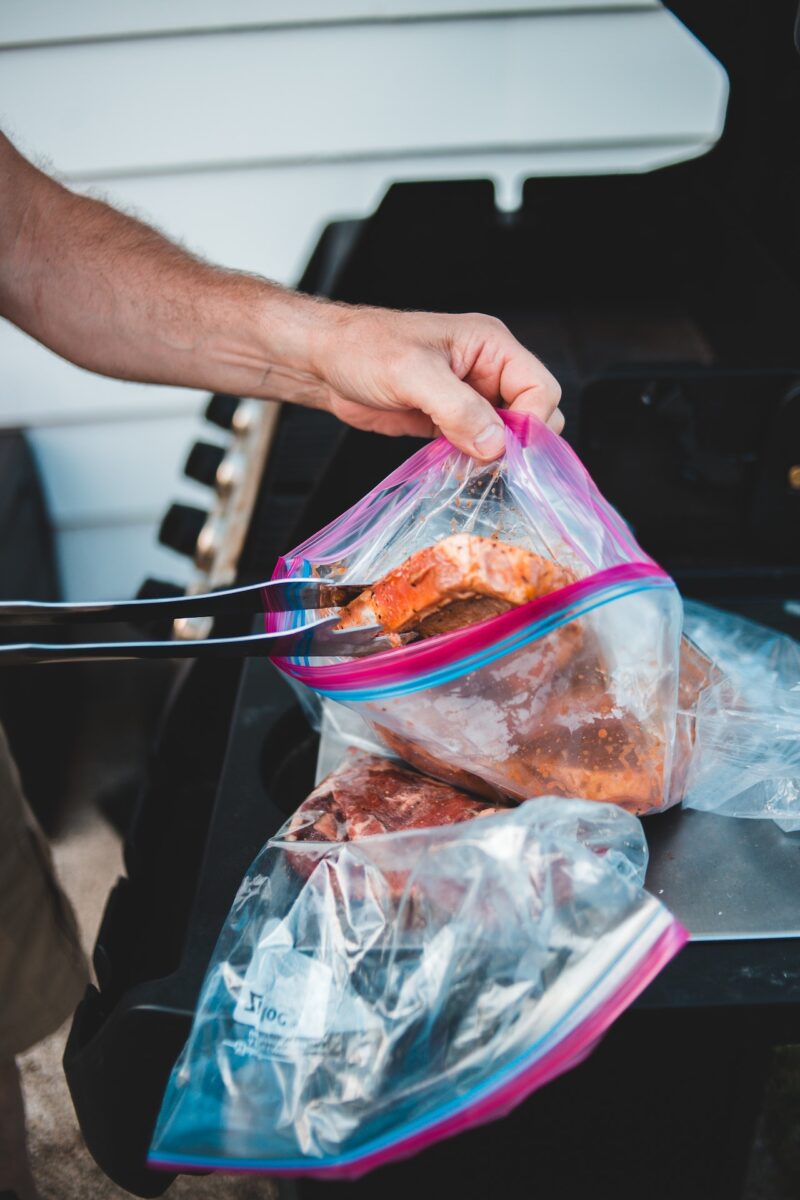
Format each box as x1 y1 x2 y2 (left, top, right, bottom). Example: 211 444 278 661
0 578 382 664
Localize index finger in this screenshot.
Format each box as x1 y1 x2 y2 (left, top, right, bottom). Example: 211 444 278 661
494 330 562 423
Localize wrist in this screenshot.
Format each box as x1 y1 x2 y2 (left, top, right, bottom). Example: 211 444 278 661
249 283 350 406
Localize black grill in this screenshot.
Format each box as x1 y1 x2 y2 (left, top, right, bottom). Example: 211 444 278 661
64 4 800 1197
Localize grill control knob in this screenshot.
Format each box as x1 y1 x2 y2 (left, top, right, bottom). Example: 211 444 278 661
195 515 225 570
205 393 241 430
231 398 262 435
159 504 207 558
184 441 226 487
215 448 246 495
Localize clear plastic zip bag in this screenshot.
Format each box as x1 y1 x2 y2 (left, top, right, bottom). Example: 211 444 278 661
149 754 685 1179
679 602 800 829
269 412 684 815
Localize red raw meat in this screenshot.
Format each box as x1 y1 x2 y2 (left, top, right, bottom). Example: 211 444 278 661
284 749 503 854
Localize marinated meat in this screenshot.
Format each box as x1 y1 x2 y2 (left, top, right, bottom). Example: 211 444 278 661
333 534 685 815
508 717 665 814
373 649 667 815
336 533 574 639
497 657 665 812
284 750 503 852
374 724 507 802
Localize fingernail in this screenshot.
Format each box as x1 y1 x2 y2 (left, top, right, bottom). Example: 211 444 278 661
473 423 506 459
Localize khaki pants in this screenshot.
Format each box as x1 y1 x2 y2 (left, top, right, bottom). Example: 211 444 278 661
0 724 88 1058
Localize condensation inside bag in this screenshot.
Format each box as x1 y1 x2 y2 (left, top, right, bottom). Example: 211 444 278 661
272 414 684 815
680 602 800 830
149 788 682 1176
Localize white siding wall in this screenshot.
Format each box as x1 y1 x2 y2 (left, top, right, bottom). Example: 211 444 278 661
0 3 726 599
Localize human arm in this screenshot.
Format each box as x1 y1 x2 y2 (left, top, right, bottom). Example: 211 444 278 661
0 132 561 460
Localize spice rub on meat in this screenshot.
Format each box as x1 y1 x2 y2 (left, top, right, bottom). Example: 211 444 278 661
335 533 574 640
284 750 503 852
373 654 668 815
508 715 665 814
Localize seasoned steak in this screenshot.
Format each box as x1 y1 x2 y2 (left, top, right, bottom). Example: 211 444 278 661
335 533 574 639
509 715 665 814
284 750 503 850
372 649 667 815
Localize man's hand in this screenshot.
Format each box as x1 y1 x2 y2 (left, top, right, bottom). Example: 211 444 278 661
309 306 563 460
0 132 562 459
